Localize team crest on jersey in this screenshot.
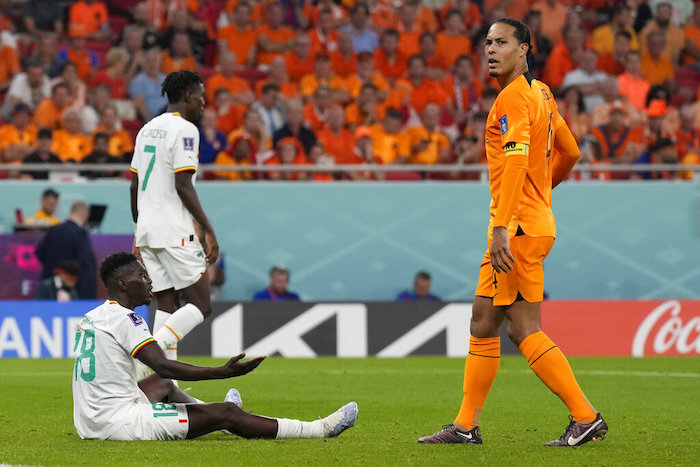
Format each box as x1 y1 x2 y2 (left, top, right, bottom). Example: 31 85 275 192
128 313 144 326
183 137 194 151
499 115 508 135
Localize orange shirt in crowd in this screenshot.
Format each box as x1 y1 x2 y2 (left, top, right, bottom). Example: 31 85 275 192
640 51 674 86
590 124 644 160
284 52 315 82
442 75 483 113
345 101 386 127
89 71 127 99
439 1 482 28
617 73 651 111
402 126 450 164
225 0 263 25
0 124 37 160
542 44 576 90
531 0 567 44
256 24 295 65
51 130 91 162
369 123 406 164
66 48 96 82
408 78 449 114
0 45 19 85
206 73 251 106
397 30 421 58
309 28 339 55
299 73 345 98
590 24 640 53
214 149 253 181
483 0 533 20
317 127 357 164
217 24 257 66
343 73 389 99
596 52 625 75
435 32 472 70
329 51 357 78
303 102 328 133
373 49 407 81
69 1 108 35
91 126 134 158
683 23 700 66
33 99 67 130
254 78 298 98
415 4 439 32
216 104 246 136
161 51 197 74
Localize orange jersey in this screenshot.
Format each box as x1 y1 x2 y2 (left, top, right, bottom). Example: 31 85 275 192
373 49 407 81
91 126 134 158
485 73 565 238
161 51 197 74
329 51 357 78
217 25 257 66
255 78 298 99
69 1 108 35
51 130 91 162
284 51 315 82
206 73 251 106
255 24 295 65
0 124 37 153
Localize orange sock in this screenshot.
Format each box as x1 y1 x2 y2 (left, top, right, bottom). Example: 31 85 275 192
454 336 500 430
519 331 596 423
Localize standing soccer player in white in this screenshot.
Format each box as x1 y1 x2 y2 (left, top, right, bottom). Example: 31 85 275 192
72 252 358 440
130 70 216 361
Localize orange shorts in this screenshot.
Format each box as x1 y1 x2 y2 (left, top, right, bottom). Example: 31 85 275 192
475 234 555 306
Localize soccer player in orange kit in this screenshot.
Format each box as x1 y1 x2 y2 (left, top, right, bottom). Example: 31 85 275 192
418 18 608 447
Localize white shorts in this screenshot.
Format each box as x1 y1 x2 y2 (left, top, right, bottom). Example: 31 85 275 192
140 238 206 292
107 402 190 441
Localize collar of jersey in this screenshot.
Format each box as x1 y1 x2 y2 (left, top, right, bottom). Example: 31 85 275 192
172 112 181 117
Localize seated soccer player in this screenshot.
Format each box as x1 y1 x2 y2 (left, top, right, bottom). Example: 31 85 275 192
72 252 357 441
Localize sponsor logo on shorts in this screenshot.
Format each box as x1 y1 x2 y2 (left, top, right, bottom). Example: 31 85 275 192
128 312 144 326
183 137 194 151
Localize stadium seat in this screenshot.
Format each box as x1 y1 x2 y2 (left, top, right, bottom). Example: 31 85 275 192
108 16 130 37
198 67 217 81
122 120 143 142
234 68 268 90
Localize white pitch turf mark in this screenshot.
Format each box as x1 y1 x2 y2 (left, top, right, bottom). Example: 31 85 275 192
319 368 700 378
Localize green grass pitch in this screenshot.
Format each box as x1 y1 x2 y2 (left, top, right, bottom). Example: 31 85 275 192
1 356 699 466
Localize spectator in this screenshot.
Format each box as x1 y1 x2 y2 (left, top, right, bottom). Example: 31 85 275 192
0 33 19 92
345 52 389 102
256 56 298 99
633 137 679 180
352 125 375 163
229 107 270 157
590 4 640 53
273 98 317 154
317 106 356 164
51 109 91 162
265 137 310 181
339 2 378 54
675 104 699 158
69 0 110 41
0 103 37 163
35 200 97 299
374 28 406 83
206 52 254 107
217 1 257 67
397 271 440 301
29 33 64 79
543 26 586 91
531 0 568 45
329 32 357 79
35 260 81 302
1 58 51 120
590 100 644 179
251 82 286 140
591 78 641 128
561 49 609 113
640 30 675 87
130 2 159 50
639 1 685 65
120 24 146 82
52 61 87 110
256 2 296 66
33 82 71 130
559 86 592 142
439 0 481 38
252 266 300 301
618 50 651 111
395 2 421 58
81 84 112 134
305 0 347 28
24 188 60 227
643 98 675 149
597 30 632 76
369 108 408 164
80 132 121 178
444 54 483 128
524 10 552 77
213 87 245 136
58 25 99 82
345 82 385 128
199 108 227 165
157 8 207 65
435 10 473 74
91 104 134 159
299 51 347 102
284 33 315 82
309 8 339 55
418 32 448 81
403 103 450 165
443 133 482 181
214 133 255 181
21 128 60 180
683 4 700 66
128 48 167 122
390 54 449 116
23 0 64 37
90 48 129 99
161 31 197 73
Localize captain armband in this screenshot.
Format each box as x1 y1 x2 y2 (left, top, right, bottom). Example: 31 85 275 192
503 142 529 157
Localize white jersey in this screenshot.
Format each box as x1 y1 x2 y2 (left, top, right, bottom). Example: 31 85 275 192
131 112 200 248
72 300 156 440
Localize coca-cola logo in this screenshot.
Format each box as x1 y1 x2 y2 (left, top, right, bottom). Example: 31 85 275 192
632 300 700 356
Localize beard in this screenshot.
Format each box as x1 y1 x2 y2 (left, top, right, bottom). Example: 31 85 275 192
488 70 499 77
657 18 670 27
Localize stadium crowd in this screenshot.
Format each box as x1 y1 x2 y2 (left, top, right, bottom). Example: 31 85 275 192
0 0 699 181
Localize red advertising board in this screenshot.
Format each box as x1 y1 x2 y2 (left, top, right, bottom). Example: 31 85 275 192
541 300 700 357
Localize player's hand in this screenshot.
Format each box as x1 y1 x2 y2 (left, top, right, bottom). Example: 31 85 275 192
220 353 266 377
490 226 515 273
132 237 142 263
204 230 219 265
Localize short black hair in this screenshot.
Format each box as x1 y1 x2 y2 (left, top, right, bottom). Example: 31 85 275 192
42 188 59 199
100 252 137 286
415 271 431 281
38 128 53 139
93 132 109 144
261 82 280 94
161 70 203 104
493 17 531 55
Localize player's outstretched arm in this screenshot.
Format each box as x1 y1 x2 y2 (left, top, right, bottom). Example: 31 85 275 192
136 342 266 381
551 124 581 188
174 171 219 265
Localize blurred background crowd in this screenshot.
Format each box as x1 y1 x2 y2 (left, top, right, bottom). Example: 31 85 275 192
0 0 698 181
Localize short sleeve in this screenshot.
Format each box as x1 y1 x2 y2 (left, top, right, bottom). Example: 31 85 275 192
173 123 199 173
112 312 156 358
